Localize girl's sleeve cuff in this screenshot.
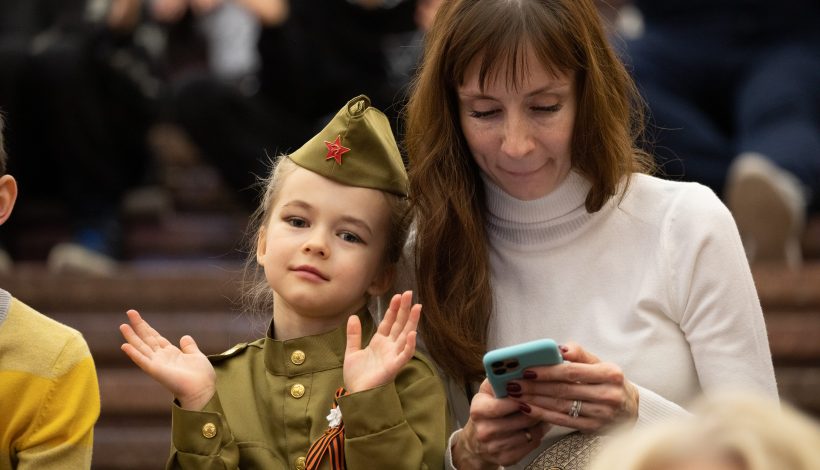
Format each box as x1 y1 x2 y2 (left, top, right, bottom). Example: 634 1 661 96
171 393 232 455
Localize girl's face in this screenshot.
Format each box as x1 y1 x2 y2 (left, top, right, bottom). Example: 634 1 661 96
457 48 576 200
257 166 392 332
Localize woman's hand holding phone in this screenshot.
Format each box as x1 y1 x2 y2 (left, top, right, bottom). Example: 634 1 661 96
509 341 640 432
483 338 563 397
451 339 561 468
453 379 549 469
454 339 639 467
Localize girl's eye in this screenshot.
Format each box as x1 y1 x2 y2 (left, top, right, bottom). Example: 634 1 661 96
469 109 499 119
532 104 562 113
286 217 307 228
338 232 362 244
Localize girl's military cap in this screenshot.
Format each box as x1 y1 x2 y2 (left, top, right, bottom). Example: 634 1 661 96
288 95 408 197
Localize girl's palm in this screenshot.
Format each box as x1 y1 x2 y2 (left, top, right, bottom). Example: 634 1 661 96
344 291 421 393
120 309 216 410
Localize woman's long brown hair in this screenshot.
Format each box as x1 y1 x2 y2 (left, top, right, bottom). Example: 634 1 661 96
405 0 652 384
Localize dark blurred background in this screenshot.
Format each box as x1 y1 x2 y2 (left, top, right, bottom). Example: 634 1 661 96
0 1 818 468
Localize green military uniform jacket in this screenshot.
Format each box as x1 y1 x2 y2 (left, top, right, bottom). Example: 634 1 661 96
167 312 447 469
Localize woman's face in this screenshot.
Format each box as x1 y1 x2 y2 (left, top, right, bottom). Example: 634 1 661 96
457 48 576 200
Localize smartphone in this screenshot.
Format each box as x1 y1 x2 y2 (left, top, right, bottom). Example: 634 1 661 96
483 338 563 398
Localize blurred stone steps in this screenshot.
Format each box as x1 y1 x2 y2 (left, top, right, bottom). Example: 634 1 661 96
1 261 819 469
804 216 820 260
751 263 820 420
123 213 249 261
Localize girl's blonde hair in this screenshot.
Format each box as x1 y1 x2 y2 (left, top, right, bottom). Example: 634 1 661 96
240 156 411 319
590 392 820 470
405 0 653 383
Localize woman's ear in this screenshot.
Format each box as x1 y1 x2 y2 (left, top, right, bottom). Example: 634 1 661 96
0 174 17 226
367 264 396 297
256 227 267 265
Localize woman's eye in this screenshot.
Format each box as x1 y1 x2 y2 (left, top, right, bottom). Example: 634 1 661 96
286 217 307 228
469 109 499 118
339 232 362 244
533 104 562 113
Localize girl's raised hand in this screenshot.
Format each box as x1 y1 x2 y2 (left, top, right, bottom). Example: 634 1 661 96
119 309 216 411
343 291 420 393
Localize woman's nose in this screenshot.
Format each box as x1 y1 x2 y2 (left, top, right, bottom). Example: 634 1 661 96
501 116 535 159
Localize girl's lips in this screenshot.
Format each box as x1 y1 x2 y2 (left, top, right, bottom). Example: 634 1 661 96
292 265 329 281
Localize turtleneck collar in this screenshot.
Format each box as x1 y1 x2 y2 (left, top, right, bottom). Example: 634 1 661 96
483 170 594 246
263 310 374 377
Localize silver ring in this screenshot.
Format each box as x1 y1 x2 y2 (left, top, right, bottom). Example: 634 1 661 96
524 430 533 443
569 400 582 418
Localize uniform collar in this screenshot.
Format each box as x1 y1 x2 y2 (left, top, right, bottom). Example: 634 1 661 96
263 310 375 376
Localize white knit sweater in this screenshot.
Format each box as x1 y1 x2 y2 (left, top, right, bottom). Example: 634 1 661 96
430 171 777 469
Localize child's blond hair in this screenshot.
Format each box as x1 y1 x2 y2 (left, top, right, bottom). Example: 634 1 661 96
590 391 820 470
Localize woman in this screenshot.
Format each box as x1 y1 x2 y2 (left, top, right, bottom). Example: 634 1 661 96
403 0 778 468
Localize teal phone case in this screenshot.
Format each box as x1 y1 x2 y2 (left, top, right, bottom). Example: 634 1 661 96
483 339 563 398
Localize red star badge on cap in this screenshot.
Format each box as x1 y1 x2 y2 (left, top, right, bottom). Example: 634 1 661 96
324 135 350 165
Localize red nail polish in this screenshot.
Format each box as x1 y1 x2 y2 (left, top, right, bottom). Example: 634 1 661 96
523 370 537 379
519 403 531 414
506 382 521 392
508 391 522 398
559 345 569 353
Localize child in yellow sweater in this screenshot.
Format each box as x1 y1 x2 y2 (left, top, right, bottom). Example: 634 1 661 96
0 115 100 469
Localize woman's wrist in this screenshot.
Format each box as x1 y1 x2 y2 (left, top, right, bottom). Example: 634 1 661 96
452 426 499 470
625 380 640 423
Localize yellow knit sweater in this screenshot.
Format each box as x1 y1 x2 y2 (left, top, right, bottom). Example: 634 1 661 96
0 289 99 469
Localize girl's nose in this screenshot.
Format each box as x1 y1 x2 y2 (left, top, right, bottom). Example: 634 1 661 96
301 234 329 258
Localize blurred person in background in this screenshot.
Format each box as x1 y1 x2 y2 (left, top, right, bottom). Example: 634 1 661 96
0 0 436 270
0 0 157 274
167 0 425 210
611 0 820 268
589 392 820 470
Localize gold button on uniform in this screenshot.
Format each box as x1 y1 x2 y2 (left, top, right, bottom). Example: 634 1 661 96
290 383 306 398
202 423 217 439
290 350 305 365
295 456 306 470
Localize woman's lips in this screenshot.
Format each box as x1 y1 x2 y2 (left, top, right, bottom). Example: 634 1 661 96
501 161 548 178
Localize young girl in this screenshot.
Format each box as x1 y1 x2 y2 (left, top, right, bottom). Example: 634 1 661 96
119 95 447 469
